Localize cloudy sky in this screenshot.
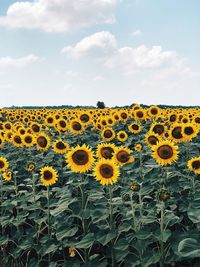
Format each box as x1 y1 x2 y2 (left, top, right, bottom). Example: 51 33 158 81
0 0 200 107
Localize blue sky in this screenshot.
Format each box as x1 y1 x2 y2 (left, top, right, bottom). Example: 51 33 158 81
0 0 199 107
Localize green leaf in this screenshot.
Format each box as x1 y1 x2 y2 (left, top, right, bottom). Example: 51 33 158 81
96 230 117 246
178 238 200 258
75 233 94 249
56 227 78 241
188 207 200 223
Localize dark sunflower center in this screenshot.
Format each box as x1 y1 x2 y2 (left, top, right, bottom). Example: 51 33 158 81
172 127 182 139
121 113 127 119
195 117 200 123
72 122 81 131
132 124 139 130
157 145 173 159
153 125 164 135
25 136 32 143
20 129 26 135
102 120 107 126
5 124 11 129
80 114 89 122
184 127 194 135
101 147 114 159
14 136 22 144
151 108 158 115
148 136 158 145
119 133 125 138
170 115 176 122
136 111 143 118
43 170 53 180
47 117 53 123
99 164 113 178
72 150 89 165
32 124 40 132
117 151 129 163
37 136 48 148
104 130 113 138
59 120 67 128
56 141 66 150
192 160 200 170
0 161 5 168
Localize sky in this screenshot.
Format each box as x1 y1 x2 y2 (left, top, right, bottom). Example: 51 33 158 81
0 0 200 107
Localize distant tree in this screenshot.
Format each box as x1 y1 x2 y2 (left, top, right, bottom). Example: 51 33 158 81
97 101 105 109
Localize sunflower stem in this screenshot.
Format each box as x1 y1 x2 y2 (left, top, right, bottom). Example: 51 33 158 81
159 201 165 267
32 171 36 204
47 186 51 263
109 185 115 267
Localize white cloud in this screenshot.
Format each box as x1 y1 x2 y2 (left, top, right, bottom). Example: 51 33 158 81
132 29 142 36
93 75 105 81
0 54 40 68
61 31 117 58
0 0 117 32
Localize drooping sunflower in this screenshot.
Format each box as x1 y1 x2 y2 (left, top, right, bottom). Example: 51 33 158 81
22 133 35 147
53 139 69 154
27 162 36 172
152 140 178 166
96 143 116 159
0 157 9 172
187 157 200 174
40 166 58 186
135 143 142 152
36 133 50 151
101 127 115 142
66 144 94 173
128 123 142 134
2 170 13 181
113 147 135 166
117 131 128 142
93 158 120 186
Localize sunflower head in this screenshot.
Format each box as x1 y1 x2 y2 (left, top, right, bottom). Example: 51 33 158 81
0 157 9 172
66 144 94 173
187 157 200 174
113 146 135 166
96 143 116 159
2 170 13 181
40 166 58 186
101 127 115 141
152 140 178 166
27 162 36 172
53 139 69 154
36 133 50 151
135 143 142 152
117 131 128 142
93 158 120 186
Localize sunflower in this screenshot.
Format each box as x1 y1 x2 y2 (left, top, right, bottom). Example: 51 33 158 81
134 109 147 121
135 143 142 152
36 133 50 151
45 115 55 127
101 127 115 142
2 170 13 181
148 105 160 118
96 143 116 159
40 166 58 186
30 122 41 134
169 123 184 143
0 136 4 148
145 131 161 148
0 157 9 172
12 133 23 147
152 140 178 166
150 123 166 137
182 123 198 142
79 112 91 126
113 147 135 166
66 144 94 173
56 118 68 131
187 157 200 174
117 131 128 142
128 123 142 134
69 120 84 134
22 133 35 147
53 139 69 154
93 158 120 186
27 162 36 172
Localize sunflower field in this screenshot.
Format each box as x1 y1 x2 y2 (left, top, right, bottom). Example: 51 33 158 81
0 105 200 267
